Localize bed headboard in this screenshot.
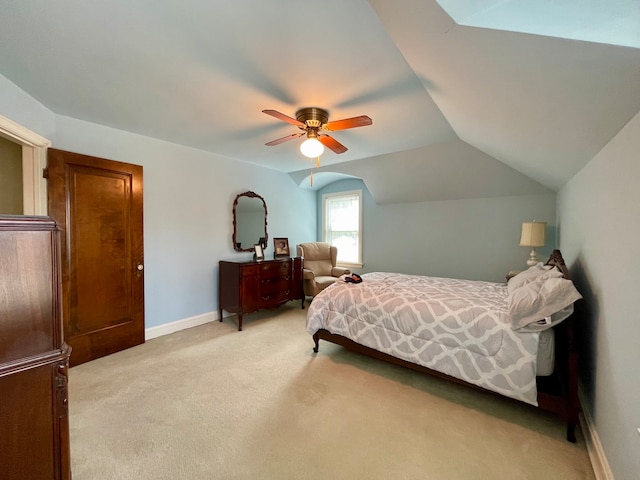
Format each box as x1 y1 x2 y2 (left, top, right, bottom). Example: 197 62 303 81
545 249 572 281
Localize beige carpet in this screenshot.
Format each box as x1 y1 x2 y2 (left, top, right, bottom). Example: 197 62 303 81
69 302 595 480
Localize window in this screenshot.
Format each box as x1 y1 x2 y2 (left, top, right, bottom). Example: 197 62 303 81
322 190 362 268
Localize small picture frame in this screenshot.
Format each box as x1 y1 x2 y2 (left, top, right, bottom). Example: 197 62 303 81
273 237 290 258
253 243 264 261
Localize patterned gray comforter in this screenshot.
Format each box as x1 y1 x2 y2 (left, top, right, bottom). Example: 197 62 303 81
306 272 541 405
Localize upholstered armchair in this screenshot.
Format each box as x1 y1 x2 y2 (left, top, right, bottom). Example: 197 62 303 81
296 242 351 305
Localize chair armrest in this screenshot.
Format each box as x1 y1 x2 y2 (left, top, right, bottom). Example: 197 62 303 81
303 268 316 280
332 267 351 277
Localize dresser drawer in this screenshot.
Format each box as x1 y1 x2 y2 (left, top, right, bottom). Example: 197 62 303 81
260 276 290 295
259 261 290 278
259 286 291 307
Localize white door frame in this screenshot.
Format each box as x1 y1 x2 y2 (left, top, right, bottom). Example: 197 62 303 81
0 114 50 215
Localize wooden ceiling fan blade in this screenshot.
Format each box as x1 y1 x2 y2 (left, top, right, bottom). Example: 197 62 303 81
262 109 305 127
265 132 305 146
325 115 372 131
319 134 348 154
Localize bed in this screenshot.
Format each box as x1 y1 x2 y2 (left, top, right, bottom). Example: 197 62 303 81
307 250 582 442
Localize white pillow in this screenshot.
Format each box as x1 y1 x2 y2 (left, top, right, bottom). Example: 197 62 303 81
507 276 582 331
507 263 563 293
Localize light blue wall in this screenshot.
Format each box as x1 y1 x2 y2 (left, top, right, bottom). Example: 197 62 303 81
557 111 640 479
318 178 557 283
0 75 315 329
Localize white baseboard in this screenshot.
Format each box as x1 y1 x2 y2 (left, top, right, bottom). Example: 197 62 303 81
145 311 218 340
579 385 614 480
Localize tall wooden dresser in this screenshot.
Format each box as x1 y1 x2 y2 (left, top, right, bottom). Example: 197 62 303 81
219 257 303 330
0 216 71 480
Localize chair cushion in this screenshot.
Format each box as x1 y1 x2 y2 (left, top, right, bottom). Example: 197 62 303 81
302 275 338 297
315 276 338 288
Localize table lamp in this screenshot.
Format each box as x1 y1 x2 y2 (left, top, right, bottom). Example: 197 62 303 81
520 221 546 266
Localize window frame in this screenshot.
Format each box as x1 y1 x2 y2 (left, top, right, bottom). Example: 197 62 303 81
321 189 363 269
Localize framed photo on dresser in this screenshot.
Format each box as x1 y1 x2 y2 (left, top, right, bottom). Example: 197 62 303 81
274 237 290 257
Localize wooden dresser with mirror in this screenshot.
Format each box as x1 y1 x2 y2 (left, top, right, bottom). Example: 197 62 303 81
220 191 303 330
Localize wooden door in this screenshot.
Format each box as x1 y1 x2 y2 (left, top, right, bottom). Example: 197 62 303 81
47 149 144 366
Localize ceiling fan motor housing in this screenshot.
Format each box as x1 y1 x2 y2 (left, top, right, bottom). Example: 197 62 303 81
296 107 329 129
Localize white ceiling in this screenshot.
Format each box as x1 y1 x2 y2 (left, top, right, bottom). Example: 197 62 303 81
1 1 639 201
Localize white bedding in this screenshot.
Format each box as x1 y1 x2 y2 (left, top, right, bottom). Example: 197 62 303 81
307 272 545 405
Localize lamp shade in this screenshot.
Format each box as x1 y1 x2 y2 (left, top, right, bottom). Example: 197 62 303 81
519 221 546 247
300 138 324 158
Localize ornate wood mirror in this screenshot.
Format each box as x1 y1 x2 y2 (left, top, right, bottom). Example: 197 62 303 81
233 191 268 252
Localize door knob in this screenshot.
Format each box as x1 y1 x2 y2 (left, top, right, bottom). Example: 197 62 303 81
137 264 144 271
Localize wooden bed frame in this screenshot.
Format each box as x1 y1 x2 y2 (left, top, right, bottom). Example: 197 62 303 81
312 250 580 442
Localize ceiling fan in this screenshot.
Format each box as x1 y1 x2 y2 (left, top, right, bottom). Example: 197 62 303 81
262 107 372 158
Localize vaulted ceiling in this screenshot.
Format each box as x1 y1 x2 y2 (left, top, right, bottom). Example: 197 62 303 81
1 1 639 202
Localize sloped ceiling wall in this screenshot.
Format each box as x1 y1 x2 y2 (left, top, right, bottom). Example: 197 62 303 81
352 0 640 198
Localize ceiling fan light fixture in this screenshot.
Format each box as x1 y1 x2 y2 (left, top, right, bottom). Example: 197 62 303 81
263 107 370 156
300 137 324 158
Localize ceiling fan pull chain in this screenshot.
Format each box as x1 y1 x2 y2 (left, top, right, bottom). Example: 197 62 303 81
310 169 313 187
316 156 321 168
